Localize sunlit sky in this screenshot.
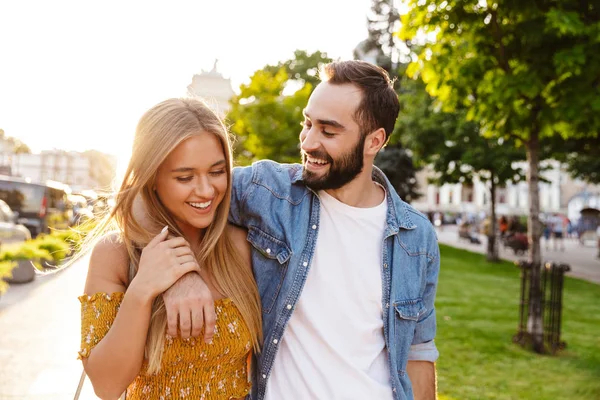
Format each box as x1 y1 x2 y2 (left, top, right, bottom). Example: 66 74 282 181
0 0 373 169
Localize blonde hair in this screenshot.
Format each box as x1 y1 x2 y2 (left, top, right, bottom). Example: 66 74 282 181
83 98 261 373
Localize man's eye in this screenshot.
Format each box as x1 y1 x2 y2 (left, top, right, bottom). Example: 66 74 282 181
322 131 335 137
176 176 193 182
209 170 226 176
301 120 312 128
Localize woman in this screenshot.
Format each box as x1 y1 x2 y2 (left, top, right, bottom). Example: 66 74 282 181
78 98 262 399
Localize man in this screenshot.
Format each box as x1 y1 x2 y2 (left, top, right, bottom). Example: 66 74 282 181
165 60 440 400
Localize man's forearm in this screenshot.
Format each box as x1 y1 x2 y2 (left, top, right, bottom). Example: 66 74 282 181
407 360 437 400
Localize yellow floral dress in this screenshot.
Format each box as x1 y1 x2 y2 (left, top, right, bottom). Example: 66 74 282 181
79 292 252 399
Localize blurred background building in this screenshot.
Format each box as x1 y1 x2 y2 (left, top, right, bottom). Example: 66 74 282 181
412 160 600 225
187 60 235 117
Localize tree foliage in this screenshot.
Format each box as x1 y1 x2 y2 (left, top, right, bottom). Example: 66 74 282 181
400 0 600 352
227 51 332 165
355 0 420 201
397 66 526 260
546 135 600 184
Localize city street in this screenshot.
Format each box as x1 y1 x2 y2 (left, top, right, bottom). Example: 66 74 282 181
436 224 600 284
0 229 598 399
0 255 97 400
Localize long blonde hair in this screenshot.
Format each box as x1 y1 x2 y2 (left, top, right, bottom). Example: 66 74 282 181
84 98 261 373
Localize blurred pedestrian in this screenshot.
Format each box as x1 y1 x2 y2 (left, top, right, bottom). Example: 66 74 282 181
552 214 565 251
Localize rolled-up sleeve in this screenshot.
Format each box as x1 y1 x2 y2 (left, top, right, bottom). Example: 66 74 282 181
408 341 439 362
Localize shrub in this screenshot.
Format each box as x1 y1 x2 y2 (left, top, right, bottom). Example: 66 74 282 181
0 242 52 271
0 261 16 294
33 235 72 264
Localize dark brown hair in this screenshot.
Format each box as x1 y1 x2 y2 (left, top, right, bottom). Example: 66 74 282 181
320 60 399 142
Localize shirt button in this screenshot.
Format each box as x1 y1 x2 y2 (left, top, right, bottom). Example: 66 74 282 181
286 304 292 310
266 248 271 254
384 263 388 268
262 374 267 379
273 339 278 344
303 261 308 267
386 303 390 308
393 388 397 392
312 224 317 230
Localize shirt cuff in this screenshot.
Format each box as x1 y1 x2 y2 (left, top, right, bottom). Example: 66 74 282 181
407 340 439 362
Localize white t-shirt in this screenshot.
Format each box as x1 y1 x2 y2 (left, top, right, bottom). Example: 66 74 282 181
265 188 394 400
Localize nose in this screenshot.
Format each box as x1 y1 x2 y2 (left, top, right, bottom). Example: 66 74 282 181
194 176 215 199
300 125 319 154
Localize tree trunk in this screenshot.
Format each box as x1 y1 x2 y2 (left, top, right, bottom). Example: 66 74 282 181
526 132 544 353
486 174 499 262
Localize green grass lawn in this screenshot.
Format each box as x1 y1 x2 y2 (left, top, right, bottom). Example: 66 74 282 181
436 245 600 400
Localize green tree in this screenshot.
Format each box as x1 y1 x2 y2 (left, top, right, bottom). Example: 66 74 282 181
375 142 421 202
546 135 600 184
265 50 332 89
228 51 331 165
400 0 600 352
398 76 526 260
355 0 421 201
354 0 401 74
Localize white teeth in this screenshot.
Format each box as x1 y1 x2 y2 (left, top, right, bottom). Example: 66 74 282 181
307 156 328 165
189 201 211 209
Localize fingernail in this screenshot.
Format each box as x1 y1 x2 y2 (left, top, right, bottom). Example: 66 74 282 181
161 226 169 234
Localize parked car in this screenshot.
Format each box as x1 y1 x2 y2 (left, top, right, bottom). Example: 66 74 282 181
0 199 31 246
0 175 72 237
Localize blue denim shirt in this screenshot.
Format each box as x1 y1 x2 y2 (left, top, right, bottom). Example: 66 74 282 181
229 160 440 400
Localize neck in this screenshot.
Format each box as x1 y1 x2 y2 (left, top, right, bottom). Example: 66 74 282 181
324 164 384 208
179 226 204 252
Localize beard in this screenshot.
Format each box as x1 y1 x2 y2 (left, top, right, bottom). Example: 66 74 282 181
302 134 366 191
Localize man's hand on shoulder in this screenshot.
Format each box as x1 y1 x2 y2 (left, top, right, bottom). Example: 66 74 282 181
162 272 216 343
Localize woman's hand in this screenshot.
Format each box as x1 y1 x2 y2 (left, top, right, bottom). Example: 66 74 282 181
129 227 200 302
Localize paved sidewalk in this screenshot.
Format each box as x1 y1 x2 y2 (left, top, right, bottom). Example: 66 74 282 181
436 225 600 284
0 256 97 400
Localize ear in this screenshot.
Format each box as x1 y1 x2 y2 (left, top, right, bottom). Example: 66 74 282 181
364 128 387 156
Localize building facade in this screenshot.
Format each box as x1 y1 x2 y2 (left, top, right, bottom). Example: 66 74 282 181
412 160 600 223
0 150 99 192
187 60 235 116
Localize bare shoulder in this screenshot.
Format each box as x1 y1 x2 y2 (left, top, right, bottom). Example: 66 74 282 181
84 233 129 295
226 224 251 265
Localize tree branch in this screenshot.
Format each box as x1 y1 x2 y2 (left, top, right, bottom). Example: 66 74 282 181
489 10 512 74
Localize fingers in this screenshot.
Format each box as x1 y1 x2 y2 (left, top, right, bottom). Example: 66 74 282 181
163 237 191 249
190 307 204 337
165 303 179 337
174 261 201 281
173 246 194 257
179 309 192 339
147 226 169 248
177 254 196 265
203 302 216 344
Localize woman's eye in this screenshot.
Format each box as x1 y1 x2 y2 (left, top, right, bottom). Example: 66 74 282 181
209 170 226 176
322 131 335 137
176 176 193 182
301 120 312 128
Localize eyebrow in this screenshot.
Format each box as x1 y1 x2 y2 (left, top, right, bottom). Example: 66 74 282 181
170 159 227 173
303 109 346 130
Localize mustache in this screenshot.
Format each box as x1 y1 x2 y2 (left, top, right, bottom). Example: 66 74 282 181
302 150 333 163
